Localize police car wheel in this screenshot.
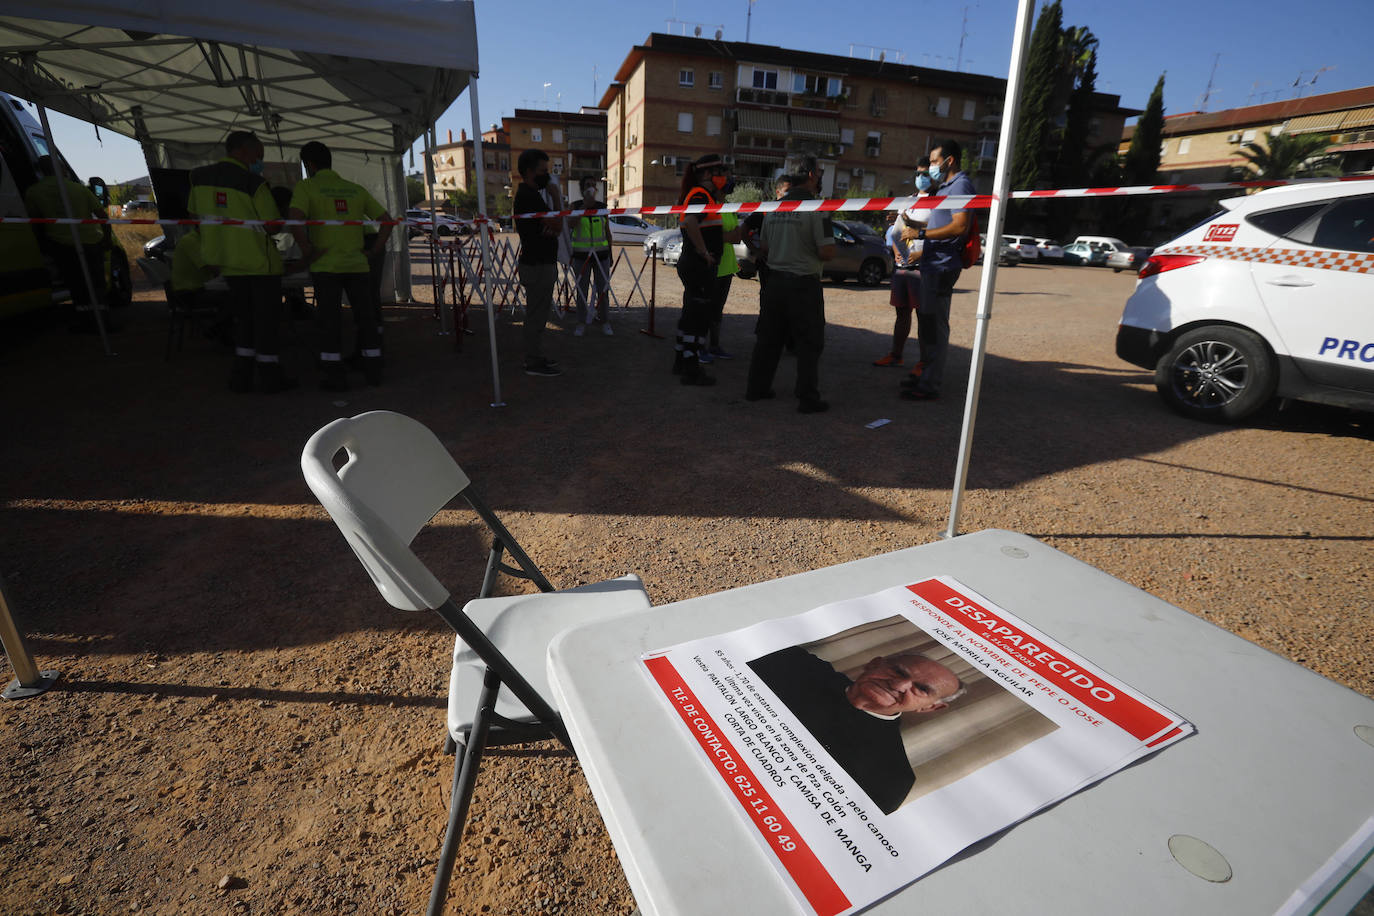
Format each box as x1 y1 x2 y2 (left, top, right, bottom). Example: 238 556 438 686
1154 325 1277 423
108 247 133 309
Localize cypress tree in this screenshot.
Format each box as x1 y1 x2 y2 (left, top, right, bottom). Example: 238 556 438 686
1011 0 1064 191
1123 74 1166 185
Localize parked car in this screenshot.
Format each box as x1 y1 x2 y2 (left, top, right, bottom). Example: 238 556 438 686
1116 181 1374 422
607 214 656 244
1108 246 1154 273
977 234 1022 266
660 234 685 266
1005 235 1040 261
1063 241 1107 266
827 221 894 285
643 228 680 259
1034 238 1066 261
404 208 470 237
730 219 893 285
1071 235 1130 254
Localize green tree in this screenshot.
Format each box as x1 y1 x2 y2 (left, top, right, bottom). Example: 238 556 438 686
446 187 480 217
1122 74 1166 185
1011 0 1064 191
1236 132 1340 179
405 172 426 206
1051 28 1099 188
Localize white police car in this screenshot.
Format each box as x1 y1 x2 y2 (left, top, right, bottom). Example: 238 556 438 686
1116 181 1374 422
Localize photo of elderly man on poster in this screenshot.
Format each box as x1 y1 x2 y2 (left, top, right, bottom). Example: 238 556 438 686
748 616 1057 815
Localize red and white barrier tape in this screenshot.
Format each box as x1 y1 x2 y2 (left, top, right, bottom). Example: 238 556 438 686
3 175 1369 227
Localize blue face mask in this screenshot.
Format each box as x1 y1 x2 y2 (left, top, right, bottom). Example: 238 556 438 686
915 173 933 192
249 161 265 175
927 162 944 186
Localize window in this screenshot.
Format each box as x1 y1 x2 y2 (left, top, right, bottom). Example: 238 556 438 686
840 128 855 145
552 129 563 144
531 127 542 142
679 69 695 88
835 172 850 190
936 97 951 118
1246 202 1325 240
862 172 876 192
677 112 694 133
709 71 723 89
866 131 882 157
752 68 778 90
962 99 976 121
1311 196 1374 252
1242 129 1257 143
870 87 887 117
1160 140 1170 157
1178 137 1192 155
706 116 722 137
792 73 835 95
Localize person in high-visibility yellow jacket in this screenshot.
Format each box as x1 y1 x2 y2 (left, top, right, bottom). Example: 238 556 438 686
188 130 293 393
288 140 392 390
23 156 109 324
569 177 614 336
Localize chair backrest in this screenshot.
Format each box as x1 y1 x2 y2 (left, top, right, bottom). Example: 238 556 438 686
301 411 472 612
135 256 172 287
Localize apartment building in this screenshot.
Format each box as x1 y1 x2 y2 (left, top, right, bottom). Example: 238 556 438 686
599 32 1135 211
1116 85 1374 233
428 108 607 211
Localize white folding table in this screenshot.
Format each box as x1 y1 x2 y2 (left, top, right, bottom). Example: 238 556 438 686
547 529 1374 915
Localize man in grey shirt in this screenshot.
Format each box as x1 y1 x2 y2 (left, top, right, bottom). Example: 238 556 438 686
744 156 836 414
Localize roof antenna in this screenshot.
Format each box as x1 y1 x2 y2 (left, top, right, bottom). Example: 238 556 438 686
1197 53 1220 112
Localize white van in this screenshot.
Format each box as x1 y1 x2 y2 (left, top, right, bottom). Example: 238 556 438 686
1116 181 1374 422
1072 235 1130 253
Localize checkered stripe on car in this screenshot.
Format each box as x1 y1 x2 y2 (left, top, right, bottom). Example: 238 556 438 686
1160 245 1374 274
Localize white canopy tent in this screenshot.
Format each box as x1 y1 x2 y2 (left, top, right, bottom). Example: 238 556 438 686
0 0 508 398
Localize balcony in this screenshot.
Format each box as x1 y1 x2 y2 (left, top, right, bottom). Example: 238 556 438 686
736 86 790 108
789 93 843 113
732 132 789 152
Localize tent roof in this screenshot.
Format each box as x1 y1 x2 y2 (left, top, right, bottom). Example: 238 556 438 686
0 1 478 156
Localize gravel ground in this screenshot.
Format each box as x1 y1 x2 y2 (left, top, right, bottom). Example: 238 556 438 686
1 239 1371 915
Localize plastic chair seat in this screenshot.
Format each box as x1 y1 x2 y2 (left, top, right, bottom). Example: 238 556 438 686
446 576 649 741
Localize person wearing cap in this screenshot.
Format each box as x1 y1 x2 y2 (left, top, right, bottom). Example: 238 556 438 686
874 156 934 369
189 130 294 393
672 153 740 386
744 156 836 414
288 140 392 390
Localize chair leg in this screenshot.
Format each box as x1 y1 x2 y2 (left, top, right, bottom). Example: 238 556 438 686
426 669 500 916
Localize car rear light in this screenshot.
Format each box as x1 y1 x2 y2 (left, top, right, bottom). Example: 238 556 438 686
1138 254 1206 279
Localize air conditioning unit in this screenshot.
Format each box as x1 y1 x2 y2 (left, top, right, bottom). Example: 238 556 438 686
660 155 677 166
929 101 941 114
865 146 881 158
1227 133 1241 143
851 167 864 177
722 154 735 165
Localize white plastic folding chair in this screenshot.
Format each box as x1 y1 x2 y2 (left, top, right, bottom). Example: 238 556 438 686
300 410 649 915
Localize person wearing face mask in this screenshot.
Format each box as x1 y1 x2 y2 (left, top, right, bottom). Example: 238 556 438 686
672 153 734 386
512 148 563 377
189 130 294 393
569 177 614 336
899 139 975 401
874 156 933 369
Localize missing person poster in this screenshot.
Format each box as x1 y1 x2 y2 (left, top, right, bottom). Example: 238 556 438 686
641 576 1193 916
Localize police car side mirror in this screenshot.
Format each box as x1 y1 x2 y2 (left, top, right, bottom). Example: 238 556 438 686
88 176 108 206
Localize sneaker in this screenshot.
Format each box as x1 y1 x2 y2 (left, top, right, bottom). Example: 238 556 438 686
524 360 563 377
873 353 903 367
602 323 614 336
709 346 734 359
698 349 715 365
907 361 926 378
798 399 830 414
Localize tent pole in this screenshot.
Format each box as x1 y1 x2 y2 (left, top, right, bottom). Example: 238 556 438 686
468 77 504 407
424 126 452 335
34 102 112 356
942 0 1037 540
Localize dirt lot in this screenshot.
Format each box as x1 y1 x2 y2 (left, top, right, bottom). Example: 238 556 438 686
2 240 1372 915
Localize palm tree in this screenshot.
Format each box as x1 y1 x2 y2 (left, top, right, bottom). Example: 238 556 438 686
1236 132 1340 179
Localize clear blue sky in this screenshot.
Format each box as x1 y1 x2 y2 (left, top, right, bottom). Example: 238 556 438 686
32 0 1373 185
